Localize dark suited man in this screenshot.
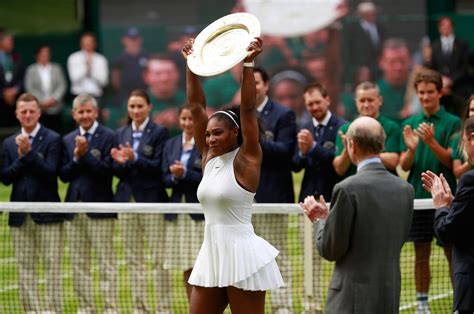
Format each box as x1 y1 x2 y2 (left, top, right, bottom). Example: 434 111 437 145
429 16 470 98
252 66 297 314
111 89 170 313
1 93 64 313
301 116 414 314
59 94 118 313
346 1 387 83
293 82 345 313
422 116 474 314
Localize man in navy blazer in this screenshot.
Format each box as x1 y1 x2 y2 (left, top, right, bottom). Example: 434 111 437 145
293 83 346 312
111 93 170 313
293 83 346 202
1 93 64 313
422 116 474 313
59 94 118 313
252 66 297 313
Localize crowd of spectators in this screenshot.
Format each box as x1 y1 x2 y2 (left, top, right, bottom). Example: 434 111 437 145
1 1 474 313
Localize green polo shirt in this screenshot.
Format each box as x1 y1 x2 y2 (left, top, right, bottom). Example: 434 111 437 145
450 132 474 169
400 106 461 198
377 78 406 124
335 115 401 177
147 89 186 136
203 72 240 109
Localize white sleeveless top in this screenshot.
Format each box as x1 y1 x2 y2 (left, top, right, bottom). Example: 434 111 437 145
188 148 284 291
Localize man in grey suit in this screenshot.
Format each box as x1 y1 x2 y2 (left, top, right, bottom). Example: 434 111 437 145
301 116 414 313
25 44 67 132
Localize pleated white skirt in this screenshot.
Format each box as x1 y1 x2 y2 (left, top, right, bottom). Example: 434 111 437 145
188 223 284 291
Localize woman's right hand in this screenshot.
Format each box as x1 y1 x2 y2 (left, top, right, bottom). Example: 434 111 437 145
181 38 195 59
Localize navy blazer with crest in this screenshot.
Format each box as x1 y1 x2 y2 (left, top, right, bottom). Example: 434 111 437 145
162 134 204 221
1 125 64 226
60 123 116 219
293 113 346 202
113 119 169 203
256 99 297 203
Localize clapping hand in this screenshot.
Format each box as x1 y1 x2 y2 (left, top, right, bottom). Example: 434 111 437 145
111 143 134 164
416 122 435 145
170 161 185 179
15 134 31 157
297 129 315 155
74 135 88 159
421 171 453 208
403 125 419 151
300 195 329 222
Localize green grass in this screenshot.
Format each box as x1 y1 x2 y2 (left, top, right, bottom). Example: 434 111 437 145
0 174 453 313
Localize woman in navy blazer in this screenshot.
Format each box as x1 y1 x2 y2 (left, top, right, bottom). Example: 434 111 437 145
111 89 171 313
162 105 204 301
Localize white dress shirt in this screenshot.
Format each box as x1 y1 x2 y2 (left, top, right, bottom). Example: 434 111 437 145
67 50 109 97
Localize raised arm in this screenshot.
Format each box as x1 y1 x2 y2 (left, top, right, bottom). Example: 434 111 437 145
239 38 263 161
182 39 209 158
233 38 263 193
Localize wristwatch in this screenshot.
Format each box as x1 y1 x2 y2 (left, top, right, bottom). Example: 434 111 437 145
243 61 254 67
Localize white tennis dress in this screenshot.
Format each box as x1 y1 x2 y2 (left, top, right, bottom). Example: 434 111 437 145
188 148 284 291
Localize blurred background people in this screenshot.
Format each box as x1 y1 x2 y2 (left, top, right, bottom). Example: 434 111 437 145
377 38 413 123
25 44 67 133
270 70 310 129
111 27 148 110
428 16 470 98
346 1 387 83
0 32 25 129
143 54 185 135
67 32 109 102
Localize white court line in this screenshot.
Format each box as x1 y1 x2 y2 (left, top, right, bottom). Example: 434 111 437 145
399 291 453 311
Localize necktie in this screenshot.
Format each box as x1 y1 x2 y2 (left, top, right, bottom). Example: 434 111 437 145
85 133 92 142
315 125 324 143
132 131 143 152
28 135 34 145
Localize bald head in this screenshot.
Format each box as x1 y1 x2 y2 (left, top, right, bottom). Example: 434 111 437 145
347 116 386 158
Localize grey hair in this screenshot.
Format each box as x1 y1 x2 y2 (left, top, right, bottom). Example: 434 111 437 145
72 94 98 111
346 118 386 155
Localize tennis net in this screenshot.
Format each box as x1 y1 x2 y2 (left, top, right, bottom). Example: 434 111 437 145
0 200 452 313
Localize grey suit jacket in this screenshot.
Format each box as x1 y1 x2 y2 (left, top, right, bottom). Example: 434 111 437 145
316 162 414 314
25 62 67 115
